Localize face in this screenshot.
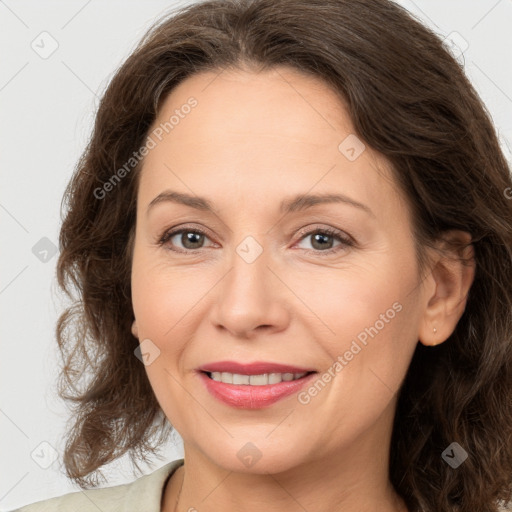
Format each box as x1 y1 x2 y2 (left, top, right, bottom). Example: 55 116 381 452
131 66 431 474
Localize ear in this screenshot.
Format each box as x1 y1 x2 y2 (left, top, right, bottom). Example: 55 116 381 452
131 320 139 339
418 230 475 347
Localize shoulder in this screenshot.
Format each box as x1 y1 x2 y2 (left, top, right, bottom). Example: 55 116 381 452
13 459 184 512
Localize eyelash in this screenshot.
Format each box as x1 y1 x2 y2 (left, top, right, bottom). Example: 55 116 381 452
157 224 354 256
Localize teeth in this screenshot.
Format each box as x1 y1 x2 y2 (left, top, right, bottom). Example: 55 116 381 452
209 371 308 385
221 372 233 384
233 373 249 385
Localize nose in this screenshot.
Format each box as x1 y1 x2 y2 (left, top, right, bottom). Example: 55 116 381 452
209 246 290 339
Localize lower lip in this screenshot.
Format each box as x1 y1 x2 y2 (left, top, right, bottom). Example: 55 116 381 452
198 371 317 409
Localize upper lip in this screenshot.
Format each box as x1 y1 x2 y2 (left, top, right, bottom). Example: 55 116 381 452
197 361 317 375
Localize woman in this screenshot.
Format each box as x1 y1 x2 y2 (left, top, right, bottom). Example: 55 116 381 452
15 0 512 511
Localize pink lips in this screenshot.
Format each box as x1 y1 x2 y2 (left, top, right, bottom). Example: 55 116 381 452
196 360 317 409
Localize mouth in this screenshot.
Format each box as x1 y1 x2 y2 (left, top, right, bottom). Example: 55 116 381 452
196 363 319 409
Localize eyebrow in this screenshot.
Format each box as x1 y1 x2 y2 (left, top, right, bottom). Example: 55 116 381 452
146 190 375 218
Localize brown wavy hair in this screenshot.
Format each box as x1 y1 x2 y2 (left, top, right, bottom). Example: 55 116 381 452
55 0 512 510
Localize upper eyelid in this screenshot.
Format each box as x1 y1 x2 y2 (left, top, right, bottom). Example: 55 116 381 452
295 225 353 243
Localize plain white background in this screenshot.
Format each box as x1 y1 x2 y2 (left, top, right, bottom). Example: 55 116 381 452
1 0 511 510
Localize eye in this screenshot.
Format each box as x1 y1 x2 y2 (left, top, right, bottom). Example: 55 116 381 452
294 226 354 255
157 226 215 252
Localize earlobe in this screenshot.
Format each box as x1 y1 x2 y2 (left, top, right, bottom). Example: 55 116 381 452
418 230 475 347
424 324 441 346
131 320 139 339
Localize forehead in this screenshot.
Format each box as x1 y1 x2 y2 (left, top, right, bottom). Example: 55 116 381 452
138 67 408 225
151 66 356 156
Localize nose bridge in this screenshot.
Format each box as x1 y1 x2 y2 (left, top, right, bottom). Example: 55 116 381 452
211 233 288 337
225 237 272 313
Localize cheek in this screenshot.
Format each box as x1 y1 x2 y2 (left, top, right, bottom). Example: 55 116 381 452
131 257 201 421
132 249 203 338
131 253 223 381
298 267 405 346
300 257 418 391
